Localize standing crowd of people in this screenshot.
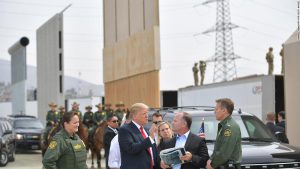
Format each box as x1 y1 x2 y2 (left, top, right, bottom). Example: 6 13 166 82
42 98 243 169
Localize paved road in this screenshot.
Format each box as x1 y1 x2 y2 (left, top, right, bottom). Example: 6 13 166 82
4 150 106 169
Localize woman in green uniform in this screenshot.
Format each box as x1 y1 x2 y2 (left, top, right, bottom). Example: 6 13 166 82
43 111 88 169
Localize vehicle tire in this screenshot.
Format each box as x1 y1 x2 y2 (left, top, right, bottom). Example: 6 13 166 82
0 150 8 166
9 151 15 162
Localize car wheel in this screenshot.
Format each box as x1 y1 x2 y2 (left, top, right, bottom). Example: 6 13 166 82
9 151 15 162
0 151 8 166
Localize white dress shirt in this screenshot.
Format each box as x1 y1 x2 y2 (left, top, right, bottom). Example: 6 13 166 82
108 135 121 169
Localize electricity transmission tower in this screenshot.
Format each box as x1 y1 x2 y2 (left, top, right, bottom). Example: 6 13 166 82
203 0 240 82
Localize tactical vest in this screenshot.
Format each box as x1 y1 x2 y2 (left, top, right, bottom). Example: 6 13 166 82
56 138 87 169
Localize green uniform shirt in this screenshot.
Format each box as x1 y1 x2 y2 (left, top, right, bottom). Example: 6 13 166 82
114 109 125 123
42 128 88 169
83 112 94 122
58 111 64 123
83 112 94 128
46 110 59 124
93 111 107 124
211 115 242 168
105 108 114 115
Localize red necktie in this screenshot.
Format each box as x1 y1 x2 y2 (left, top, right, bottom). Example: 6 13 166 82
140 126 154 169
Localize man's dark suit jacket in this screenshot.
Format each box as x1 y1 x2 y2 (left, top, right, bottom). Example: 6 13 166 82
159 132 209 169
266 122 289 143
118 122 159 169
104 127 118 169
266 122 284 134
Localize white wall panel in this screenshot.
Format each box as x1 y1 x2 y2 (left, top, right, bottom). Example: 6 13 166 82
36 13 64 125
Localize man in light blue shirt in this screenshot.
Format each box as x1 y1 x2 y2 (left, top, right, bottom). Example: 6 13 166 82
160 112 209 169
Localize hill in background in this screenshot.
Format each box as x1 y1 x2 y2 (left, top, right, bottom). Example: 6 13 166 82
0 59 103 101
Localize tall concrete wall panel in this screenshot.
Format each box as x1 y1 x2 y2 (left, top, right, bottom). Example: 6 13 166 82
103 0 161 107
8 37 29 115
103 0 117 47
36 13 64 125
103 27 160 82
144 0 159 29
284 37 300 146
129 0 144 35
116 0 129 42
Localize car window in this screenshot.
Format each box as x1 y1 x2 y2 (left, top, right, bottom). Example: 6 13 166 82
241 115 274 140
14 119 44 129
189 114 274 141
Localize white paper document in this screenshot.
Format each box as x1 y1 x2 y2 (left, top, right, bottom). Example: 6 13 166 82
159 147 186 167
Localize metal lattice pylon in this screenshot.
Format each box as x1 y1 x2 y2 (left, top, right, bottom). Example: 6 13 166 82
203 0 239 82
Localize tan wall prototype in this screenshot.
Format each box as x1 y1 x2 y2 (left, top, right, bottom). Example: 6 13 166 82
103 0 160 108
103 27 160 83
105 71 160 108
284 40 300 146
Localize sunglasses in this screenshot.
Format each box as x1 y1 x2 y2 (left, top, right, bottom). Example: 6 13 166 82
112 120 119 123
153 121 162 125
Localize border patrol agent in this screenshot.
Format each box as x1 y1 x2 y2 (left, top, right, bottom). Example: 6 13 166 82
206 98 242 169
83 105 94 129
69 102 83 121
43 111 88 169
114 101 126 126
46 102 59 125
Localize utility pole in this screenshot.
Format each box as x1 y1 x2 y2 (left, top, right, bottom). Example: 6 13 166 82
203 0 239 82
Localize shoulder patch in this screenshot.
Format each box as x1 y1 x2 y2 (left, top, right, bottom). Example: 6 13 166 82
224 129 232 137
74 144 82 150
48 140 57 149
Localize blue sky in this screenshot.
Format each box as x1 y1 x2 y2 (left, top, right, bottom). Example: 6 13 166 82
0 0 296 90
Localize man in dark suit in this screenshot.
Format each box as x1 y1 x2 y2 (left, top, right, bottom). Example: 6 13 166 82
277 111 286 129
118 103 160 169
104 114 119 169
266 112 285 134
266 112 289 143
160 112 209 169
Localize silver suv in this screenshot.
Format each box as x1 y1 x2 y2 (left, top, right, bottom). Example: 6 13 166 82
147 107 300 169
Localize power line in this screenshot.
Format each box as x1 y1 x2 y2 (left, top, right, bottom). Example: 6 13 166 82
0 0 100 10
0 10 101 18
251 0 295 17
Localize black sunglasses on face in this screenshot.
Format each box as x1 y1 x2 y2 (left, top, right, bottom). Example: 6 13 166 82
153 121 162 125
112 120 119 123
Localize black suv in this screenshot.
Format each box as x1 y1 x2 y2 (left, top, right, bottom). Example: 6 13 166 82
148 107 300 168
0 118 15 166
9 115 44 151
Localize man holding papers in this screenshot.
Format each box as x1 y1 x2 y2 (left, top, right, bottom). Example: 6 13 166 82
159 112 209 169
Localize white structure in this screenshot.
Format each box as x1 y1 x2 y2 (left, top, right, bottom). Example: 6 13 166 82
178 75 284 122
284 30 300 146
8 37 29 115
36 8 67 125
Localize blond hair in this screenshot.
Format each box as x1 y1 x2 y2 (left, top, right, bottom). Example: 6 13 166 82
130 103 149 117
